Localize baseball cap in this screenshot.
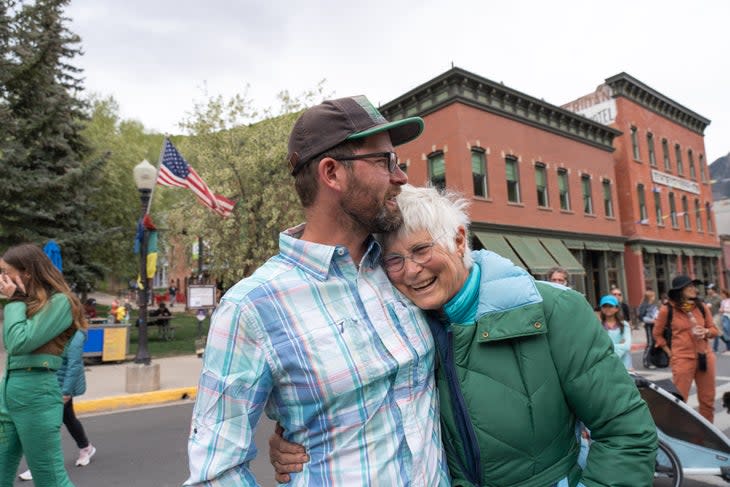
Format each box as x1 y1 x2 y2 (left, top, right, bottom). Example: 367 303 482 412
599 295 619 307
287 95 424 175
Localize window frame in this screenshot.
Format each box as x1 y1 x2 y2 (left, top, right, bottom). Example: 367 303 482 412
505 155 521 204
581 174 593 215
535 163 549 208
647 132 656 166
558 168 571 211
427 151 446 191
471 148 488 198
602 178 614 217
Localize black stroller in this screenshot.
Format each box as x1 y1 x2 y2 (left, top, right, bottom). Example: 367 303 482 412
633 373 730 486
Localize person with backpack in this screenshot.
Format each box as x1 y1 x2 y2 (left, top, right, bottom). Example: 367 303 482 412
653 275 720 423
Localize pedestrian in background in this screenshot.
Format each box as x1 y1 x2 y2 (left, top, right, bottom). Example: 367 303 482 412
653 275 719 423
610 286 632 329
168 282 178 308
0 243 86 486
598 295 633 370
637 288 659 368
706 284 724 352
18 329 97 481
718 289 730 353
547 266 569 286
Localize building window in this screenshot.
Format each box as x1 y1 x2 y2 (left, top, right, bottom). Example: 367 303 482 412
581 174 593 215
669 192 678 228
647 133 656 166
505 156 521 203
637 184 648 222
706 202 713 232
654 190 663 226
682 195 690 229
662 138 671 171
471 149 488 198
695 199 703 232
688 149 696 180
675 144 684 176
700 154 707 182
535 163 548 207
428 152 445 190
558 168 570 211
602 179 613 217
630 126 640 160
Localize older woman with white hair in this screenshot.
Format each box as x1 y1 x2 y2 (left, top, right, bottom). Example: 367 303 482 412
271 184 657 486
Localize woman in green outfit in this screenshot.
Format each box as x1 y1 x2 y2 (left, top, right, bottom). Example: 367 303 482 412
0 243 86 487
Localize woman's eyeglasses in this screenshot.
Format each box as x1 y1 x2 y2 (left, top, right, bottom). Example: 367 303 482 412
383 241 437 273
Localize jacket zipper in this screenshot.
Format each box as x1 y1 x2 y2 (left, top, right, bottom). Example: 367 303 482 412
445 329 482 486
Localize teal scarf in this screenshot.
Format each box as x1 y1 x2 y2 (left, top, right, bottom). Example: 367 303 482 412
444 263 481 324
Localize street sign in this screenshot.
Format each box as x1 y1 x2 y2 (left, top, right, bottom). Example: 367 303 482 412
187 285 216 309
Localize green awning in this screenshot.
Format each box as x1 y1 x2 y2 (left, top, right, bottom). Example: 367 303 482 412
656 246 675 255
682 249 695 256
583 240 611 251
504 235 558 274
607 242 626 252
643 245 659 253
539 238 585 274
563 239 585 250
473 232 525 269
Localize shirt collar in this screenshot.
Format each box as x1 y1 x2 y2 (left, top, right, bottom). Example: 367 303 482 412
280 224 382 280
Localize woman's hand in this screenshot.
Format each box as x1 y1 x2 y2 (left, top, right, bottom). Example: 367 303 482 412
0 273 23 297
662 346 672 359
269 423 309 483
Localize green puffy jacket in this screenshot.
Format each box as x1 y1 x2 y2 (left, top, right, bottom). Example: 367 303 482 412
430 250 657 487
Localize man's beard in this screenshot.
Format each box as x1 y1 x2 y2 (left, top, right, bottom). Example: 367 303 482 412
341 181 403 234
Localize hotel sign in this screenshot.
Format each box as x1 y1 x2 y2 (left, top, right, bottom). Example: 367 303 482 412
651 169 700 195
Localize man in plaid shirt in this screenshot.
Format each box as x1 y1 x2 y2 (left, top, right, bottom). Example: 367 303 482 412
185 96 450 486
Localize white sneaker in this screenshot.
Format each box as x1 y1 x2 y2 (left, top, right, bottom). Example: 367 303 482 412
76 445 96 466
18 469 32 481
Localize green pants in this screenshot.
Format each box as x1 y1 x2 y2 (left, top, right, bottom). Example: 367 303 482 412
0 369 74 487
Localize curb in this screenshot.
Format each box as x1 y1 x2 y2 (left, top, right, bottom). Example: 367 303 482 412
75 386 197 414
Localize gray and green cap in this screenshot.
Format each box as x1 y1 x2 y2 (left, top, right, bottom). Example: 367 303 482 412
287 95 424 175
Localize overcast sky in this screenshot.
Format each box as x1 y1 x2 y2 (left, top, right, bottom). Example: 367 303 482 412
66 0 730 163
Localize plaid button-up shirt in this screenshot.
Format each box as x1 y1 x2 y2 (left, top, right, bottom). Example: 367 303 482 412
185 225 449 486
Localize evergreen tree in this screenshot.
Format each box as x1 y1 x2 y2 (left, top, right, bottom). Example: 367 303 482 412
0 0 107 296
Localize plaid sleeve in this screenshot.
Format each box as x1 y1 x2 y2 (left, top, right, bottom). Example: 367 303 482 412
185 298 274 486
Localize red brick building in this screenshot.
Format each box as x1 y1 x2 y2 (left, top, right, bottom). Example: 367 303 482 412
563 73 719 306
380 67 719 310
381 67 625 306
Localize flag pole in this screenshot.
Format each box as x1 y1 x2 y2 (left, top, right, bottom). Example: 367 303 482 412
145 135 169 215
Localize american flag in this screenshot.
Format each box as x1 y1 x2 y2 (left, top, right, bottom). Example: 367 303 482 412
157 139 236 217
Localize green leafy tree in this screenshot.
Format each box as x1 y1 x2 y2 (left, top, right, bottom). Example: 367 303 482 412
164 86 328 286
0 0 105 295
81 94 166 281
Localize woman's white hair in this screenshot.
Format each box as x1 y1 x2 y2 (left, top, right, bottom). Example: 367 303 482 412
384 184 473 269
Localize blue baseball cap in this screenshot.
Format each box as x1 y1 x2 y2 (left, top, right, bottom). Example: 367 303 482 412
599 295 619 307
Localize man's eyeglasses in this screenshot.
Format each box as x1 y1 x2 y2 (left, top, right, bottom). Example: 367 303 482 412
383 241 437 274
337 152 399 173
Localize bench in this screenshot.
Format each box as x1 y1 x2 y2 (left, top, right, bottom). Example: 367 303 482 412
149 316 175 341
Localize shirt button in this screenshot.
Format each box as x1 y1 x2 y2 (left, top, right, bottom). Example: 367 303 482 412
534 322 542 329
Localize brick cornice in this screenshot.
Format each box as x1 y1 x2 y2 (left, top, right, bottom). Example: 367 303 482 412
380 67 621 152
604 72 711 135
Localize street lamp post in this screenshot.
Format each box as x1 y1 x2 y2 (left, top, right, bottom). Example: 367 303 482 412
133 159 157 365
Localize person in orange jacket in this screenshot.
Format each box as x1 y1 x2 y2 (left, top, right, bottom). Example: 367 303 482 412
653 275 720 422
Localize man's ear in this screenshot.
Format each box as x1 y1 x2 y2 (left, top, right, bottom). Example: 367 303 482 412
318 157 347 192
